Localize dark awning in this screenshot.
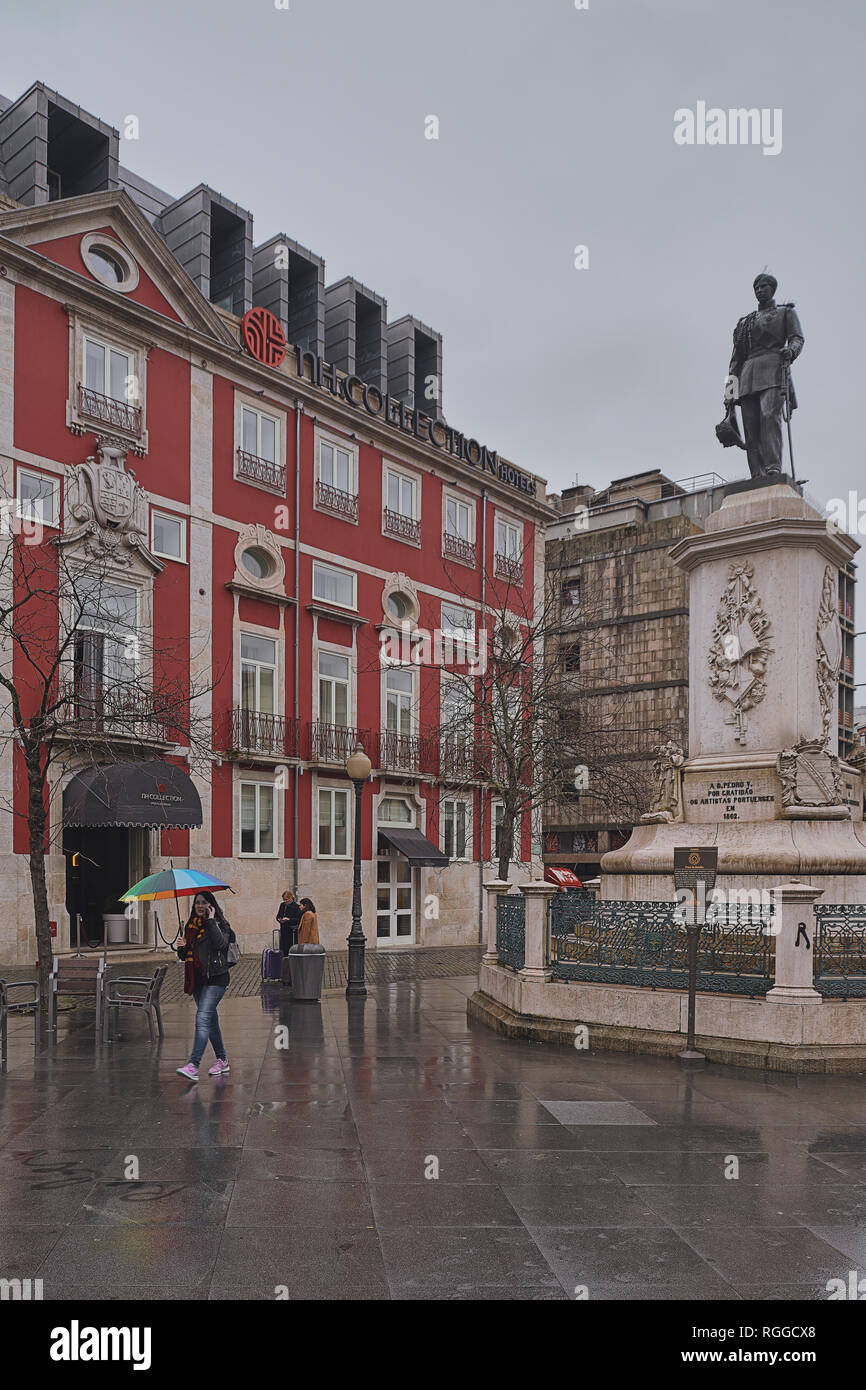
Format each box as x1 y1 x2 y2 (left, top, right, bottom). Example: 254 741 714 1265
378 827 449 867
64 760 203 830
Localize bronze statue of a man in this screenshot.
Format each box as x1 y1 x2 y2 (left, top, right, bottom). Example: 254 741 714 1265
723 273 804 479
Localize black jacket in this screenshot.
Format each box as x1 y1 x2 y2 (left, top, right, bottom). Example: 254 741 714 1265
178 917 235 981
276 902 302 928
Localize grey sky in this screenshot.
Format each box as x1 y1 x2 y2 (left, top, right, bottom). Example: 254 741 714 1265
2 3 864 526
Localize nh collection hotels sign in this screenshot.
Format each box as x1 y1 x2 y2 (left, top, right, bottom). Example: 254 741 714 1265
295 347 538 498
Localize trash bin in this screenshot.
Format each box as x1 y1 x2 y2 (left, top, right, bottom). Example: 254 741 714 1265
287 944 326 1002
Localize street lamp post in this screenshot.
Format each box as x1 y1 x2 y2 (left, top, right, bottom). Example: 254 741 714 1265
345 742 372 998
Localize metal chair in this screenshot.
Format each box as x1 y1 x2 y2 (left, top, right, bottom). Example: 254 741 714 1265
48 956 105 1041
103 964 168 1042
0 977 40 1065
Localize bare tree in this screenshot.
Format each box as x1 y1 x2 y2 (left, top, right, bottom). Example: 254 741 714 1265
0 507 220 1005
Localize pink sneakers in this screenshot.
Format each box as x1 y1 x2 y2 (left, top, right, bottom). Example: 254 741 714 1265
175 1063 199 1080
208 1059 230 1075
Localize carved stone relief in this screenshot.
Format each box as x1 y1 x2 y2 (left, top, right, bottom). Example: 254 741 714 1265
707 561 773 745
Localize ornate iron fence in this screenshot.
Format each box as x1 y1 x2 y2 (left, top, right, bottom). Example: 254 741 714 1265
814 904 866 999
77 383 142 436
316 480 358 521
496 894 525 972
228 709 299 758
383 508 422 544
443 531 476 566
549 899 774 996
236 448 286 493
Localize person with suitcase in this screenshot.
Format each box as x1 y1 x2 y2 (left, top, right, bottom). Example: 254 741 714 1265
276 890 302 956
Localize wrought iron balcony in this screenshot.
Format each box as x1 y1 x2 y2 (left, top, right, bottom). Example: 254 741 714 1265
308 721 369 765
56 681 169 742
77 384 142 436
376 729 425 774
236 448 286 494
494 551 523 585
438 735 479 782
228 708 298 758
443 530 476 566
383 508 422 545
316 480 358 521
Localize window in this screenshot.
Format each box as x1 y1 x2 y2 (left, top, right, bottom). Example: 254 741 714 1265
386 468 417 519
71 576 138 706
386 667 414 735
443 799 468 859
16 470 59 527
80 234 139 293
84 336 135 404
442 677 474 747
241 547 276 581
241 634 277 714
387 592 412 622
241 406 279 464
319 651 350 727
319 439 355 494
319 787 349 857
563 578 581 607
151 511 185 562
441 604 475 640
495 518 521 560
563 643 581 673
313 561 356 609
445 496 473 541
378 797 413 824
241 782 276 856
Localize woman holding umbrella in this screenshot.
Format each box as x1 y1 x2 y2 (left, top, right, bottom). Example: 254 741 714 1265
175 890 235 1081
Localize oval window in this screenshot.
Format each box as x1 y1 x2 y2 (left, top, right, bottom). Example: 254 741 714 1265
387 592 411 621
241 547 274 580
80 234 139 292
85 245 126 284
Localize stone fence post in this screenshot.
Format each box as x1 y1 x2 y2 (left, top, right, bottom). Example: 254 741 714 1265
519 881 558 984
482 879 511 968
766 881 823 1004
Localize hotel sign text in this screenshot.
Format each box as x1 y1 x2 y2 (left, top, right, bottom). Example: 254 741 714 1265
296 348 537 497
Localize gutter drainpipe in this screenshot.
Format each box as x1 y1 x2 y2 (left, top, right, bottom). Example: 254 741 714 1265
293 399 302 896
478 486 488 944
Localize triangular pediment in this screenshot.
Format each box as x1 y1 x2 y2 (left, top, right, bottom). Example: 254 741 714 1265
0 189 237 346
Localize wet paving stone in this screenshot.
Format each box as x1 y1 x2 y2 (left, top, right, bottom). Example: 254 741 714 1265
2 974 866 1300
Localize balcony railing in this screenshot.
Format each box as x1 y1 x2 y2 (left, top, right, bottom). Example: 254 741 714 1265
438 736 480 781
316 480 358 521
228 708 299 758
376 729 426 774
308 721 369 765
77 384 142 436
383 508 422 545
443 530 476 567
56 681 169 741
236 448 286 494
494 551 523 585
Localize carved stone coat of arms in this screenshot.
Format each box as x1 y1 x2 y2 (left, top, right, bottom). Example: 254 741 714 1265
707 561 773 745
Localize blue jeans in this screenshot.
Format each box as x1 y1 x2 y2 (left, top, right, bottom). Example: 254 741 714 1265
190 982 227 1066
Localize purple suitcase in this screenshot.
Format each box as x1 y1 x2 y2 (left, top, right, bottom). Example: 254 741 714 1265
261 929 283 982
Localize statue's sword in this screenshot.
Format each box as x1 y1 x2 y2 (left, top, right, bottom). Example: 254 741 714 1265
782 363 797 481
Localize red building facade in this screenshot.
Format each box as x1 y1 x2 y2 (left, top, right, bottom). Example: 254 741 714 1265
0 84 552 962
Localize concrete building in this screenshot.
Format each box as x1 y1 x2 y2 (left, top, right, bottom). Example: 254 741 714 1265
0 80 552 965
543 469 858 880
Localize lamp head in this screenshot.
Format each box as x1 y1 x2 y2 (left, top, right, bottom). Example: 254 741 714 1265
346 742 372 782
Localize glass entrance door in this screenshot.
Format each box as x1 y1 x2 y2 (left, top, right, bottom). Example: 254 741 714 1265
376 849 415 945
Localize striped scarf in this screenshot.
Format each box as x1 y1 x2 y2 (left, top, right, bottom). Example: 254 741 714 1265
182 915 207 995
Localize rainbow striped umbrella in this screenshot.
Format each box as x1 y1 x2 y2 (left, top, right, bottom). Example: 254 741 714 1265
121 867 233 944
121 868 232 902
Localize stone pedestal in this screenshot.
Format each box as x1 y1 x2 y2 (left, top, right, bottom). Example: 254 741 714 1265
482 879 511 967
766 880 823 1004
602 482 866 903
518 881 557 985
